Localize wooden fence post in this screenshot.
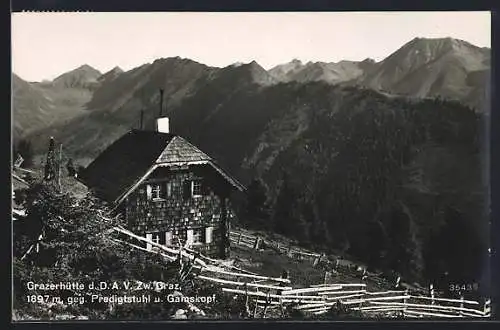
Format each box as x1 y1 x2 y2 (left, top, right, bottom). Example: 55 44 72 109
459 295 464 317
279 296 285 318
324 271 331 284
430 284 435 305
484 298 491 316
403 289 408 318
253 296 258 318
238 233 242 245
244 282 250 317
253 237 260 250
313 255 320 267
262 291 271 318
361 268 368 281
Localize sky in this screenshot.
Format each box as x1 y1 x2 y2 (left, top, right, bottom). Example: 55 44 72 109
12 11 491 82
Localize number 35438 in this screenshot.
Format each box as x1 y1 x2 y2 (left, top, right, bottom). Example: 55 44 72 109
449 283 479 292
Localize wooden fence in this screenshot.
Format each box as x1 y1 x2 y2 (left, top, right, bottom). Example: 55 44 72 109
15 170 491 319
108 224 491 319
227 229 491 319
229 230 324 265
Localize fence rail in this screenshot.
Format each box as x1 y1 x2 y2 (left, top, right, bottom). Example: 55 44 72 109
35 212 490 320
228 229 491 319
110 225 491 319
15 171 491 319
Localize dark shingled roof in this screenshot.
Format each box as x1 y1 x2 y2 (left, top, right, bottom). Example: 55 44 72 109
79 129 243 204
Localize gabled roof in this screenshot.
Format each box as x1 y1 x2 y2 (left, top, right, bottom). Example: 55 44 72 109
79 129 244 204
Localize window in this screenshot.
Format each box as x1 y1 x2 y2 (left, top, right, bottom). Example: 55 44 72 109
151 184 161 199
172 229 187 246
192 228 204 244
146 182 172 200
146 232 166 250
191 179 202 197
186 228 205 246
183 179 206 200
151 233 160 244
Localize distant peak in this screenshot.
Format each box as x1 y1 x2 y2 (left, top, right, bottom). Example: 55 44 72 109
403 36 482 52
241 60 265 70
98 66 124 81
230 62 244 67
76 64 100 72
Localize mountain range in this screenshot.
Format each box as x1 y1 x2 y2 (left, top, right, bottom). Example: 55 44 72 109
12 37 490 145
11 37 491 286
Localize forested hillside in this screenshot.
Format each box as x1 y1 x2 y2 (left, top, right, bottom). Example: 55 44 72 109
164 81 489 290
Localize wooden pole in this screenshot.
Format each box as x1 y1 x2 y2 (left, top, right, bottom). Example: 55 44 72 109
58 144 62 191
159 89 164 118
262 291 271 318
484 299 491 316
238 233 242 245
253 296 258 318
459 295 464 317
253 237 259 250
279 296 285 318
244 282 250 317
403 289 409 317
430 284 435 305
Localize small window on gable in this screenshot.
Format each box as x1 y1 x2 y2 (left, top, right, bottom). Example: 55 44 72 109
151 184 161 199
146 182 173 200
191 179 202 197
183 179 207 199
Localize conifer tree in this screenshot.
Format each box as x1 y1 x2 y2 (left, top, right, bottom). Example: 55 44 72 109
244 178 271 230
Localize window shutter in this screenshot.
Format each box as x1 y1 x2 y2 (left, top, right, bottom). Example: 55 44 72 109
166 182 172 198
201 180 209 195
146 233 153 251
165 231 172 246
146 185 152 200
160 182 166 199
182 180 191 200
205 226 213 244
186 229 194 246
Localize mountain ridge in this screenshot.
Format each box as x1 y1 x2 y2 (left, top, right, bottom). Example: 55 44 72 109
13 36 489 146
359 37 490 109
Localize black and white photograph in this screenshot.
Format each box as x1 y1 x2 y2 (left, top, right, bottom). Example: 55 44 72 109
11 11 492 320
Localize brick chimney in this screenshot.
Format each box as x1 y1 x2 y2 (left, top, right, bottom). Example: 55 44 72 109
156 117 169 133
